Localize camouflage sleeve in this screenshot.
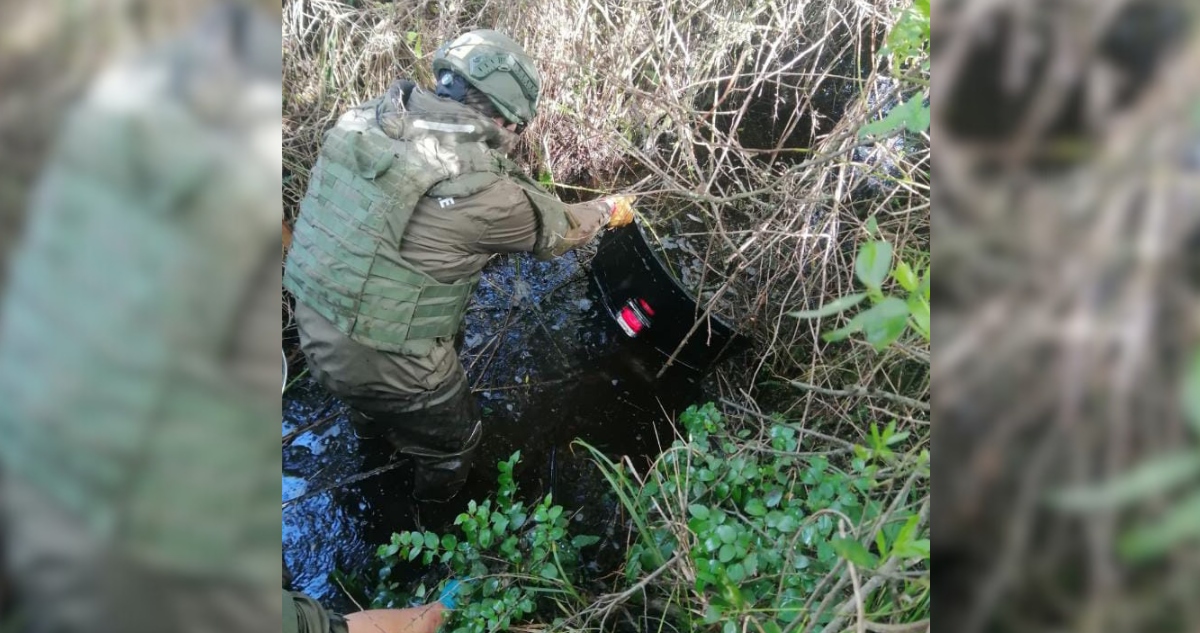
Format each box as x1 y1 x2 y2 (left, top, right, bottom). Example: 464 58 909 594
556 198 613 255
472 178 540 254
285 590 349 633
471 177 613 259
498 176 612 259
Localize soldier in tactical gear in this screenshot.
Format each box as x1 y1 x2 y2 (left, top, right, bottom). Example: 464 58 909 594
284 29 635 501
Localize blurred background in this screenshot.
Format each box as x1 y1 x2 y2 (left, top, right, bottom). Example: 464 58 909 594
936 0 1200 632
0 1 281 632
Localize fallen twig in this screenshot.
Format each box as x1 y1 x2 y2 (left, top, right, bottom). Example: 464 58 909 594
788 380 930 412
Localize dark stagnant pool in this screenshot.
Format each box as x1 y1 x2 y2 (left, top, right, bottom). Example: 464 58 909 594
283 229 740 610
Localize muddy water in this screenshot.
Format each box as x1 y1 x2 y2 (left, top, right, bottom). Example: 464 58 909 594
283 248 712 610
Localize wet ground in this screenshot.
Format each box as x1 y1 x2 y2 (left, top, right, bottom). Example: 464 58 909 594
283 245 718 610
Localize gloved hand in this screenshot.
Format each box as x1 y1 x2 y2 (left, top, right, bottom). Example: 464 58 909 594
605 195 636 228
437 578 466 610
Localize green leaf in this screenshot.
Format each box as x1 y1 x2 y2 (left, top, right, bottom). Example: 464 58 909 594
776 514 798 533
831 537 878 568
909 101 930 132
1183 349 1200 436
887 514 930 560
1119 490 1200 560
908 295 930 340
724 621 738 633
860 297 911 349
745 499 767 517
539 564 559 580
492 515 510 535
875 530 889 559
743 552 759 577
405 31 422 57
860 93 929 137
1053 452 1200 510
726 562 746 582
719 543 736 563
510 511 528 529
424 532 438 549
893 261 918 292
865 216 879 236
790 293 868 319
441 534 458 550
893 538 930 559
571 535 601 548
765 488 785 508
716 525 737 544
855 241 893 290
823 311 868 343
689 504 711 520
861 105 906 138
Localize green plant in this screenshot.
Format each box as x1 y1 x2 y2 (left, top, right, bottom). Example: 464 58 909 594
860 93 930 137
881 0 930 76
579 403 930 633
792 219 930 350
861 0 931 137
405 31 423 57
857 419 912 464
371 452 599 633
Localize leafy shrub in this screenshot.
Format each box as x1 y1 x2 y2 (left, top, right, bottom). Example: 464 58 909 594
580 403 930 632
792 219 930 350
861 0 931 137
371 452 598 633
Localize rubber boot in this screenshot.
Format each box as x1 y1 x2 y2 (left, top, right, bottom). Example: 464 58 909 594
404 420 482 503
348 408 383 440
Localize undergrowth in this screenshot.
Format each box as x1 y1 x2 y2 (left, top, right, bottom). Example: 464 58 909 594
373 403 930 633
373 452 599 632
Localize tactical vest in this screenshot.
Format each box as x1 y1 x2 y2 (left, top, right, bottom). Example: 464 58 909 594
284 84 573 354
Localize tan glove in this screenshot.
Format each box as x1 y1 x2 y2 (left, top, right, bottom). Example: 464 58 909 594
606 195 636 228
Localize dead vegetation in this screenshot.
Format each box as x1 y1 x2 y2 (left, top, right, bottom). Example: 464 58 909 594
283 0 929 414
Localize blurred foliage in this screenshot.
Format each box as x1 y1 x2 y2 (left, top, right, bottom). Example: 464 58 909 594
1054 349 1200 560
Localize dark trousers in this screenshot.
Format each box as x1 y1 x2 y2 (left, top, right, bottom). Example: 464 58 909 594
347 380 482 501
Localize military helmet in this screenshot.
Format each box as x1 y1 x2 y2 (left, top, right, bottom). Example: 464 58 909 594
432 29 541 125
